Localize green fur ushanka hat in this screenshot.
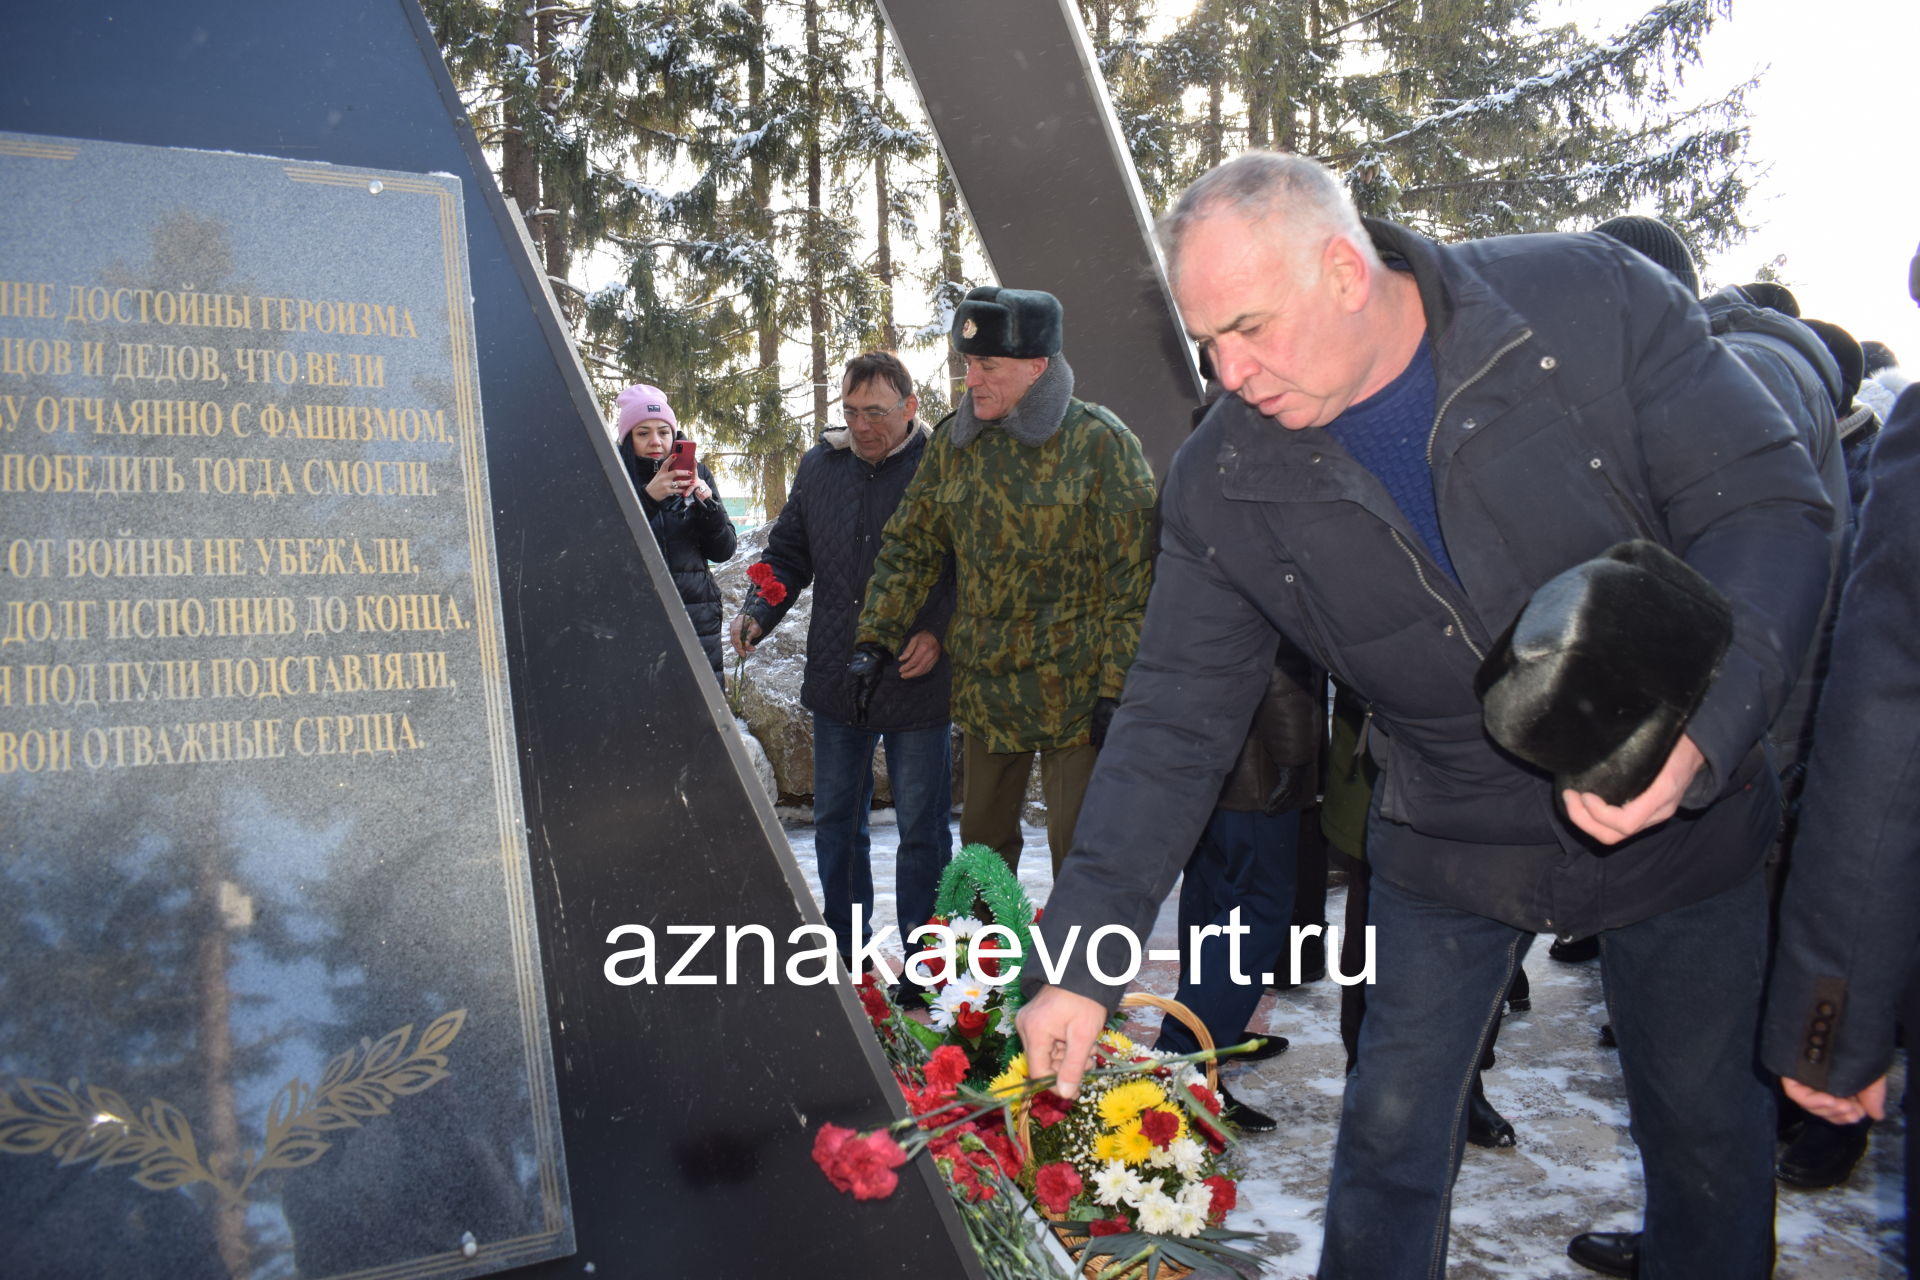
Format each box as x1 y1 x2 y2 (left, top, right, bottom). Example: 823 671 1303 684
951 286 1063 359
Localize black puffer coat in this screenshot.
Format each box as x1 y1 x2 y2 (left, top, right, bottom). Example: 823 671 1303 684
1035 220 1833 1006
622 450 736 677
744 425 953 730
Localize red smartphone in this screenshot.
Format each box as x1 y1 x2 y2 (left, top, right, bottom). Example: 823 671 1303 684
668 439 697 481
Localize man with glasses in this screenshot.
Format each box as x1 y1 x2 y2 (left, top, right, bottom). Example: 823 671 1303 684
733 351 955 968
853 287 1156 876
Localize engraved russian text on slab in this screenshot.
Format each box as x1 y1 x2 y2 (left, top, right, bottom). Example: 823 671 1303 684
0 132 573 1280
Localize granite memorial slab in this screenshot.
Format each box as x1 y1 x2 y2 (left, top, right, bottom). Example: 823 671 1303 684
0 131 573 1279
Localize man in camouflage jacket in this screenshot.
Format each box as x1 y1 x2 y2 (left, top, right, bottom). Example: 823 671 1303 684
853 286 1156 874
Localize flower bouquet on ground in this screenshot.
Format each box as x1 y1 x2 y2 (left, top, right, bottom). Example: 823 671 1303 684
995 996 1264 1280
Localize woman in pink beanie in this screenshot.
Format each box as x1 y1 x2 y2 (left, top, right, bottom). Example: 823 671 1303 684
614 383 736 682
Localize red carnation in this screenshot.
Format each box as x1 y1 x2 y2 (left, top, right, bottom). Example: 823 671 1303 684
1203 1175 1237 1222
1029 1088 1073 1128
981 1128 1023 1179
924 1045 969 1094
955 1003 990 1039
816 1128 909 1201
1034 1161 1084 1216
856 979 890 1026
1138 1107 1179 1149
746 561 788 607
1088 1214 1131 1237
1188 1082 1223 1115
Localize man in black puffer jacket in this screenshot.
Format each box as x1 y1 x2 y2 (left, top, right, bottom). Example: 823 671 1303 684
733 352 955 964
1018 153 1832 1280
615 383 737 682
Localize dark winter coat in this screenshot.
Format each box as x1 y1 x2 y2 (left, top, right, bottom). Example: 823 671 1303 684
1215 639 1321 816
1034 220 1833 1006
743 425 954 731
622 450 736 676
1764 383 1920 1096
1704 287 1851 780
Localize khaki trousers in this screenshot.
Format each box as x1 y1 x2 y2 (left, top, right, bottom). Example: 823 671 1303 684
958 734 1098 876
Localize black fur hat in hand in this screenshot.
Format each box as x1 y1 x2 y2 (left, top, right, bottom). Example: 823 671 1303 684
1475 541 1732 806
951 286 1063 359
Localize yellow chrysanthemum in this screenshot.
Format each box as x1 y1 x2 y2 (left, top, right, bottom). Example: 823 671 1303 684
1094 1121 1154 1166
988 1054 1030 1099
1098 1079 1168 1128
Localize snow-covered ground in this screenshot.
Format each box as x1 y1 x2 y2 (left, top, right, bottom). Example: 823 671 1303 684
781 809 1908 1278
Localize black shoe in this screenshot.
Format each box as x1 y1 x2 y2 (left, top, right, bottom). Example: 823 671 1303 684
1232 1031 1290 1062
1598 1022 1618 1049
1466 1080 1516 1149
1505 967 1531 1014
1777 1116 1871 1190
1550 934 1601 964
1218 1087 1277 1134
1567 1230 1639 1277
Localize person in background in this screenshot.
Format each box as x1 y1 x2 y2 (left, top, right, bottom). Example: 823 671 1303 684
852 287 1156 876
732 351 955 971
1764 242 1920 1277
614 383 736 685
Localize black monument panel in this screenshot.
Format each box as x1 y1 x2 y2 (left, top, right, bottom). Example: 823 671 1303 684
0 3 985 1277
0 132 572 1280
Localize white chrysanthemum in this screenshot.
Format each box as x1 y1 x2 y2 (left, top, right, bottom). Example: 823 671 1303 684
927 979 992 1031
1177 1181 1214 1216
1134 1189 1183 1235
947 915 986 939
1091 1161 1139 1207
1148 1134 1206 1177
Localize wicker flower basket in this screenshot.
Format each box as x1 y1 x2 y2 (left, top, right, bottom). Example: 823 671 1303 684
1018 992 1220 1280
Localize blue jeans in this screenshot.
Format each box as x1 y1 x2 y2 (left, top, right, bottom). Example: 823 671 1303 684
1321 870 1774 1280
811 713 953 957
1157 809 1299 1055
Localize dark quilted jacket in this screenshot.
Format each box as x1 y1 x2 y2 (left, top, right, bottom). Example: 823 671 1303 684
744 426 954 731
622 450 736 676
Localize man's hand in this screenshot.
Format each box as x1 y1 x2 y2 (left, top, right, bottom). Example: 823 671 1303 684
730 613 763 658
1783 1074 1887 1126
896 630 941 680
847 643 892 725
1089 696 1119 749
1014 986 1108 1101
1563 733 1705 845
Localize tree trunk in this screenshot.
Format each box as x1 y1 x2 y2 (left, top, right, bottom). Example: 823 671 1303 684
873 10 898 350
500 2 540 244
938 163 965 401
806 0 828 435
747 0 786 522
536 1 570 296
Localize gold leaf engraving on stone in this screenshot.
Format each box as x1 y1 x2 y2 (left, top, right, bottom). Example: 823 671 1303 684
0 1009 467 1208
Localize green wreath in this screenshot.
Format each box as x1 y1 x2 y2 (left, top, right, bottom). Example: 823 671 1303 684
927 843 1037 1020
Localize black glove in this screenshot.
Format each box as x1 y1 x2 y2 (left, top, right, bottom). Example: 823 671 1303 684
848 643 892 726
1089 696 1120 749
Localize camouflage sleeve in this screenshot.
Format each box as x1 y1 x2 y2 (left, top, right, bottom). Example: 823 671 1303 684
858 440 950 654
1091 418 1157 699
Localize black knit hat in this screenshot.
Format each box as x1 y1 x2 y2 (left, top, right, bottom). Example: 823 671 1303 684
1738 281 1801 317
1802 318 1864 412
1594 216 1699 297
952 286 1063 359
1476 540 1732 808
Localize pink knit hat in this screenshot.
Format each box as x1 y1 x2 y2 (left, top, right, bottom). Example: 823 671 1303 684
614 383 678 441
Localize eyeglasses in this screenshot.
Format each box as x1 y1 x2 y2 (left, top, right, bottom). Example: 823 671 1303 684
841 396 906 423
